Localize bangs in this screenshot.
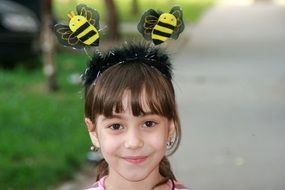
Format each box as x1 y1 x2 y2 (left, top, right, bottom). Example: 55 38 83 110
85 62 175 120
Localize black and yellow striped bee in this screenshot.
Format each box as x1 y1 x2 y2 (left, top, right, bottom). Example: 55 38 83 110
54 4 100 49
137 6 184 45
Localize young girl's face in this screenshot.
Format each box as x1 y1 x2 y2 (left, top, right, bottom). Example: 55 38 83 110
85 90 175 182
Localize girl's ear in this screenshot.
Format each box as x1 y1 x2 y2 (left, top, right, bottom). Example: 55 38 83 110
84 118 100 148
168 120 176 139
85 117 95 132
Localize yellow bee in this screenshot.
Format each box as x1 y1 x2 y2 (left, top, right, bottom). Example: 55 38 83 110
138 6 184 45
54 4 100 49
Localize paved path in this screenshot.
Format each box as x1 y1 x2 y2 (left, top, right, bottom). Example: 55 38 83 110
172 2 285 190
56 2 285 190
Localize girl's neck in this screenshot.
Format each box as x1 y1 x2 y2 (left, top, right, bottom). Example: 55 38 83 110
104 167 169 190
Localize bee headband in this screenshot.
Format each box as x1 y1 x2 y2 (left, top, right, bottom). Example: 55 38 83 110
53 5 184 84
82 41 173 89
54 4 100 49
137 6 185 45
54 4 184 48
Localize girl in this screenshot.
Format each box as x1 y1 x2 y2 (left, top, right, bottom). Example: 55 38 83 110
82 41 189 190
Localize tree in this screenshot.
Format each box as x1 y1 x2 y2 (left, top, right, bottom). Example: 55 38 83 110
41 0 58 91
104 0 120 40
131 0 139 16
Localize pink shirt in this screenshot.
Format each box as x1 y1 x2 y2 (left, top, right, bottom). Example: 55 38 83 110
84 176 190 190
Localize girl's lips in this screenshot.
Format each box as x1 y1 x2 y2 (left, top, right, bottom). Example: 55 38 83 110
122 156 148 164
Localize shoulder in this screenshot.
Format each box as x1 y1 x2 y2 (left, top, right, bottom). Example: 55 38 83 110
84 176 106 190
84 181 101 190
172 180 191 190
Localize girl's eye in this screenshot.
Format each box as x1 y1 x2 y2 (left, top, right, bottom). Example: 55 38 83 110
109 124 123 130
143 121 156 128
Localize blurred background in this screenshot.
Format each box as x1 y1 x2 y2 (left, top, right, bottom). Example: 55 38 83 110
0 0 284 189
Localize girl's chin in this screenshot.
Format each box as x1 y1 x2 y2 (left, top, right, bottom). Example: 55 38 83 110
119 172 149 182
116 168 161 183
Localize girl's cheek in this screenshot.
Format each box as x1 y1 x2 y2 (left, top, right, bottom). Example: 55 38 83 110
145 132 167 148
99 133 122 153
154 137 167 149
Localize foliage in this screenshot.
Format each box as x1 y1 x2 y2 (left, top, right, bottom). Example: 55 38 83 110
0 52 90 189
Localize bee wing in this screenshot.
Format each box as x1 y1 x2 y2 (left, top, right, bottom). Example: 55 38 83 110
144 16 158 29
54 24 74 47
54 24 85 49
77 4 100 29
68 33 85 49
54 24 70 34
169 6 185 40
137 9 159 41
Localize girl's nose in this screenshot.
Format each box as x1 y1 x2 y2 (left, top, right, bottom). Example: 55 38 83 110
124 128 144 149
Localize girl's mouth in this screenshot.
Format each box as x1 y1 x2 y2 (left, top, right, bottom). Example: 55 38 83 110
122 156 148 164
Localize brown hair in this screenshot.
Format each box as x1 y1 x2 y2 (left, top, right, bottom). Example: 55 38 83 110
84 62 181 186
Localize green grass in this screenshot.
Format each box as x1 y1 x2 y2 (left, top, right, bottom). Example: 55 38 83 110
0 52 90 189
53 0 215 23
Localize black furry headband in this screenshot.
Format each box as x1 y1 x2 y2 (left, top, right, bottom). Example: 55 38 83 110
82 42 173 89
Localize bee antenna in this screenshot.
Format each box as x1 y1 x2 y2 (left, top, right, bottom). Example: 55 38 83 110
67 11 76 19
